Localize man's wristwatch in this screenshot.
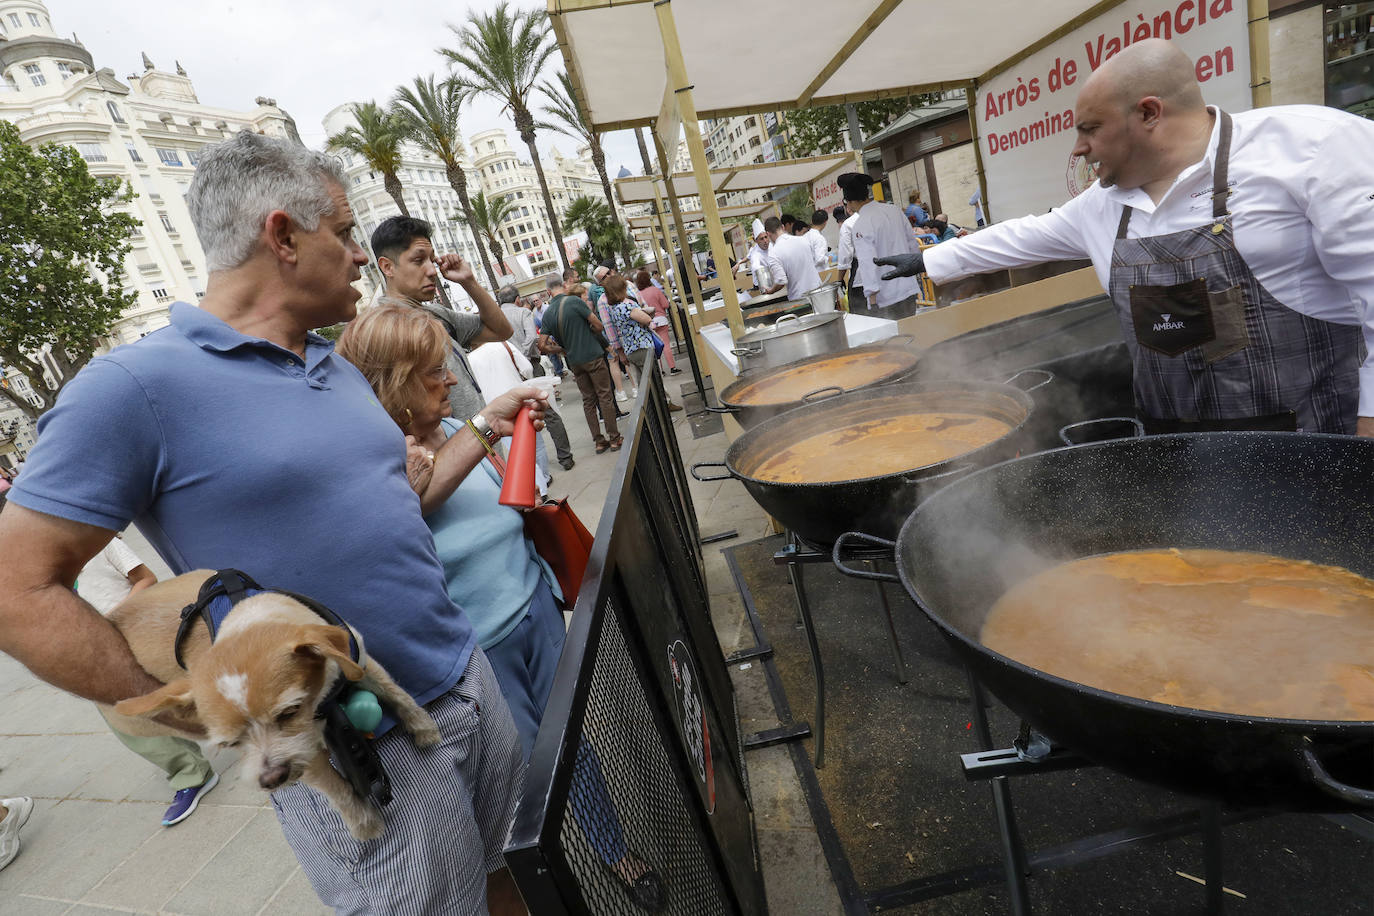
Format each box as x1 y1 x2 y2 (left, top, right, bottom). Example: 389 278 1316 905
468 412 500 446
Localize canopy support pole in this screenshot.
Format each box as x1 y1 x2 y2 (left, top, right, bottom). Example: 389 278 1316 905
1247 0 1272 108
654 0 745 340
965 81 993 225
653 140 712 405
649 177 707 398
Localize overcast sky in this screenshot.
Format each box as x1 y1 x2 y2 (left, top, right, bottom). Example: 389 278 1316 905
48 0 646 176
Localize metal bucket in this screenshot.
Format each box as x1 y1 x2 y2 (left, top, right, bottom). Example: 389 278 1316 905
802 282 843 314
730 312 848 372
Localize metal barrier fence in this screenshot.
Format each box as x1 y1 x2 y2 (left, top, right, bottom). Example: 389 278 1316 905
506 357 767 915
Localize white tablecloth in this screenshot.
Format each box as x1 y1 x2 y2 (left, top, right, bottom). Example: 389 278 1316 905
699 313 900 376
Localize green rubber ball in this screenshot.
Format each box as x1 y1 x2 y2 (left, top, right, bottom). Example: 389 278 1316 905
343 689 384 733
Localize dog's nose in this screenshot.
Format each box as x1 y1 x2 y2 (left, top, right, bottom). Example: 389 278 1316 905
259 763 291 789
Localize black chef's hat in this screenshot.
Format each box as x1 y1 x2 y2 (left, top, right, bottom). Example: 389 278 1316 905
836 171 875 202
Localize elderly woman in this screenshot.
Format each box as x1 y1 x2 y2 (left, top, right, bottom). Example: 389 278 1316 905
336 302 562 746
336 304 666 910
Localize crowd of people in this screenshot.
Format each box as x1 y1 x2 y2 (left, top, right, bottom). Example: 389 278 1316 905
0 129 676 912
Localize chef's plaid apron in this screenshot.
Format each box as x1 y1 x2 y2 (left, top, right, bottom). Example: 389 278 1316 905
1107 110 1363 434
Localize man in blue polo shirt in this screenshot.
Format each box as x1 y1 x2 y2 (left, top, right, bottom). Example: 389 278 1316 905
0 131 542 914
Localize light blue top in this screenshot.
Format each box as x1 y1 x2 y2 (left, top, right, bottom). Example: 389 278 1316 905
425 419 561 650
10 303 475 732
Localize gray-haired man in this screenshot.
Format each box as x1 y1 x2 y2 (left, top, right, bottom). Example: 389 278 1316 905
0 131 533 914
498 285 574 469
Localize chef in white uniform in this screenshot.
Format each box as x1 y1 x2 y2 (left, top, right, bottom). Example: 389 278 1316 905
760 216 823 301
874 39 1374 437
744 219 772 288
804 209 829 269
837 172 925 318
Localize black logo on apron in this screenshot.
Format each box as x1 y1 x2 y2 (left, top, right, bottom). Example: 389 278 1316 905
1129 277 1216 357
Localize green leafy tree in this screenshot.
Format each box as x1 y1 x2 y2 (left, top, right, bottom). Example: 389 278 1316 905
781 97 938 157
538 70 630 267
455 190 515 275
777 185 813 222
0 121 139 418
391 75 498 290
562 196 629 270
441 2 566 270
327 100 410 216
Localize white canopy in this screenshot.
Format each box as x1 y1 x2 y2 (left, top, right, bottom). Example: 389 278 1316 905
626 199 774 231
614 151 856 205
549 0 1115 131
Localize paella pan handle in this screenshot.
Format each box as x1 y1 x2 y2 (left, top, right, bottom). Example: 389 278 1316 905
771 313 800 327
689 461 736 482
900 461 975 486
702 405 737 415
1058 417 1147 447
882 334 916 347
729 347 759 357
801 386 845 404
1299 739 1374 807
831 532 901 583
1002 368 1054 392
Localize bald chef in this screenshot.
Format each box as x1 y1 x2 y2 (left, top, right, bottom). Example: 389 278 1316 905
838 172 927 319
877 38 1373 436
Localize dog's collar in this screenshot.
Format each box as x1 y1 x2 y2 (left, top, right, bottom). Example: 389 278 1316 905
173 569 365 670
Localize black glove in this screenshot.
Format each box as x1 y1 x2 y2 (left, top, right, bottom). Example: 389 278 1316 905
873 251 924 281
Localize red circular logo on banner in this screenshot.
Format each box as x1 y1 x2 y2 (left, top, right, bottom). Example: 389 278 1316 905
1066 154 1097 198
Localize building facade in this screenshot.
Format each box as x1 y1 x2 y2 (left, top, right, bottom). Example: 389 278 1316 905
0 0 299 457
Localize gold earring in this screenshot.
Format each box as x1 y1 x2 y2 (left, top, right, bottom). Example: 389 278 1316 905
403 408 413 426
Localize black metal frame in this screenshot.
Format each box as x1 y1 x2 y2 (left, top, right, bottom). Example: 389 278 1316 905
505 354 767 915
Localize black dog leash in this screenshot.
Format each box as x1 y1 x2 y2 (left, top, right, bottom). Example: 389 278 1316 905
173 569 392 807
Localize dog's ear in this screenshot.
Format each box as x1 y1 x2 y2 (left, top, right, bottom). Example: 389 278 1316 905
113 679 196 718
294 625 366 682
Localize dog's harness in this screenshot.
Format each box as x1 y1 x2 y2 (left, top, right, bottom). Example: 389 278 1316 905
174 569 392 808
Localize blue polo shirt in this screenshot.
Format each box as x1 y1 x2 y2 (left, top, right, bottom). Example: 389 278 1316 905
10 303 475 728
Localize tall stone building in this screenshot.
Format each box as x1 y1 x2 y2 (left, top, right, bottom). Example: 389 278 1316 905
0 0 299 460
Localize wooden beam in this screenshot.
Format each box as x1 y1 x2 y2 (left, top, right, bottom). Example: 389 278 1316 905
654 0 744 339
965 81 993 225
796 0 904 107
975 0 1130 85
1247 0 1272 108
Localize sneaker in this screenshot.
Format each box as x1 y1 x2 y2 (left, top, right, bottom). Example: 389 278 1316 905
615 391 628 403
162 772 219 826
668 367 683 375
0 797 33 871
0 796 33 873
559 457 576 471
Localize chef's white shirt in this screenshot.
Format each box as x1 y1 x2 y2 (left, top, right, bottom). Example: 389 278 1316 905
765 233 823 300
924 105 1374 416
851 200 922 307
804 228 829 269
747 242 770 278
837 218 857 282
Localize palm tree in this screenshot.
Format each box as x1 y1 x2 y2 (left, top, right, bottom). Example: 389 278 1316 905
539 71 629 266
563 195 629 269
326 101 409 216
390 75 498 290
456 190 515 276
440 2 568 271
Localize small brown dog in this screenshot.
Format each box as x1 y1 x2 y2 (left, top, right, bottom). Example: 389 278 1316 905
103 570 439 840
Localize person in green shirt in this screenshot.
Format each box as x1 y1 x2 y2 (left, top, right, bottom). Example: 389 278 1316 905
543 283 623 453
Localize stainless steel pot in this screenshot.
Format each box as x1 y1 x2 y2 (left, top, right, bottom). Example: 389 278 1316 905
802 282 843 314
730 312 848 372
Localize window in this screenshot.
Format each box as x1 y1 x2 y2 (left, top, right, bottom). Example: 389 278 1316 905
75 142 106 163
57 62 72 79
126 144 142 162
186 147 199 166
23 64 45 87
521 239 531 250
8 13 21 28
352 176 361 186
156 148 182 166
107 101 125 123
158 211 175 232
152 288 170 301
27 12 40 26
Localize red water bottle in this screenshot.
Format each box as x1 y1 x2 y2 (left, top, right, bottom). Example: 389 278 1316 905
498 406 537 508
